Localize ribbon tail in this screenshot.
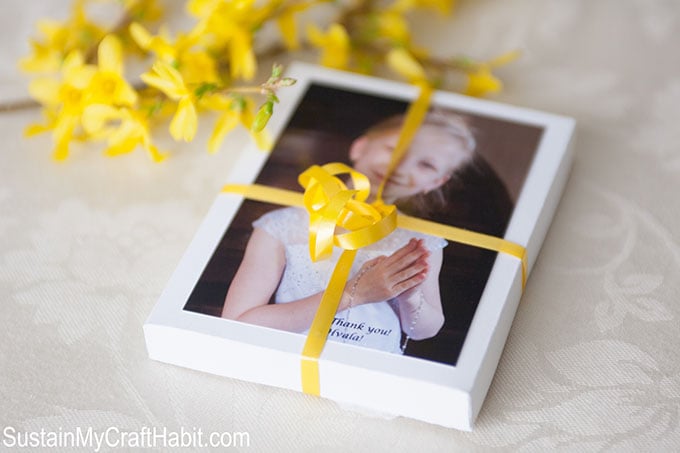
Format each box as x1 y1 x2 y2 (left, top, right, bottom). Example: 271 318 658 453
222 183 304 207
301 249 357 395
376 83 434 202
398 214 528 288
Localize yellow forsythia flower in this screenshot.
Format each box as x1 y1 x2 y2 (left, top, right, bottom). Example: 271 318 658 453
375 12 410 45
390 0 455 15
464 51 520 97
228 28 257 81
19 0 104 74
82 104 165 161
187 0 261 80
20 37 63 74
130 23 217 86
27 51 96 160
123 0 164 22
307 23 350 70
87 35 138 106
208 107 240 154
277 11 300 50
206 95 271 152
140 60 198 142
181 51 220 85
129 22 175 61
171 97 198 142
26 34 141 160
464 66 501 97
185 0 222 17
276 2 312 50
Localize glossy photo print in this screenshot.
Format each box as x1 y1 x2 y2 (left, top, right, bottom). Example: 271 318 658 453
183 82 544 366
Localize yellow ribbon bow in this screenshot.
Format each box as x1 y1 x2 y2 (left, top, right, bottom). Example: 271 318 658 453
297 162 399 395
299 162 397 260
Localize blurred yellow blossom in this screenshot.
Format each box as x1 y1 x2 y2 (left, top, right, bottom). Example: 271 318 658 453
124 0 163 21
277 10 300 50
171 97 199 142
227 29 257 81
188 0 262 80
206 95 271 152
464 66 501 97
26 34 142 159
19 0 517 162
82 104 165 161
390 0 455 15
27 51 96 159
185 0 222 17
375 12 410 45
27 52 89 109
19 0 104 74
208 105 239 153
464 51 520 97
20 36 64 74
129 23 177 61
130 23 217 85
276 1 314 50
87 35 138 105
140 60 198 141
180 51 220 85
307 24 350 70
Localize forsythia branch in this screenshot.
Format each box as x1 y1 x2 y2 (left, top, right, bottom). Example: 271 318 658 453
17 0 518 161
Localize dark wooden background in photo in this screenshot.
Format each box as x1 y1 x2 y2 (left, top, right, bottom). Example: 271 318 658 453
184 83 543 366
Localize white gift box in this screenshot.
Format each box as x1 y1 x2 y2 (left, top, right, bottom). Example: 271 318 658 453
144 63 575 431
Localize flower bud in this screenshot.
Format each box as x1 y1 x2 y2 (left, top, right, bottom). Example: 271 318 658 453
251 101 274 132
279 77 297 87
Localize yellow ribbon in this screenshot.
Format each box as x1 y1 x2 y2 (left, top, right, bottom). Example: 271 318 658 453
297 163 398 394
221 182 527 292
398 214 527 289
221 83 527 396
376 82 433 203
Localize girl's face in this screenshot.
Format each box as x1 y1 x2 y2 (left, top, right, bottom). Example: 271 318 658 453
349 124 471 202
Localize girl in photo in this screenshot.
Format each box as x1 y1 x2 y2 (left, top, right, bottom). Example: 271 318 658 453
221 110 478 354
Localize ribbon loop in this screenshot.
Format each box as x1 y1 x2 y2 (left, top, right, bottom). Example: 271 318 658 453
300 164 397 263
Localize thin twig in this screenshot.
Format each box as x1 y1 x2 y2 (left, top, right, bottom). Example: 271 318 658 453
0 98 39 113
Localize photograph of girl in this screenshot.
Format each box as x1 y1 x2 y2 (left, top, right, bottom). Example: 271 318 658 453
184 83 543 365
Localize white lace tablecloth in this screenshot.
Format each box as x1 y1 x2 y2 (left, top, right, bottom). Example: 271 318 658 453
1 1 679 451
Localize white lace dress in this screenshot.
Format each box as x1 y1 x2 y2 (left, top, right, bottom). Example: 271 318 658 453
253 207 447 354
